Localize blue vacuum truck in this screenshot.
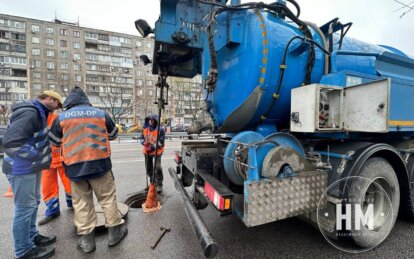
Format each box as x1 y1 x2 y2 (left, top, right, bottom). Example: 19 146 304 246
135 0 414 257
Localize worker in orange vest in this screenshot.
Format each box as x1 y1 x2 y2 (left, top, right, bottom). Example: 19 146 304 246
140 115 165 193
38 111 72 225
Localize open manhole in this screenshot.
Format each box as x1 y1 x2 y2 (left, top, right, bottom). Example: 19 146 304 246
124 190 169 209
124 190 148 208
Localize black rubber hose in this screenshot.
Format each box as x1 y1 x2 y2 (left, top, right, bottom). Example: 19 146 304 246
168 167 219 258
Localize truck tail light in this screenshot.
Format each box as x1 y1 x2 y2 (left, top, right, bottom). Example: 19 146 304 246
204 182 231 211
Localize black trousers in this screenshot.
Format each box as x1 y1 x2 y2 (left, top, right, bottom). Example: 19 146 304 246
144 154 163 185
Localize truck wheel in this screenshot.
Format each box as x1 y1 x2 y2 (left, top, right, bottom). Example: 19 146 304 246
348 157 400 248
400 156 414 221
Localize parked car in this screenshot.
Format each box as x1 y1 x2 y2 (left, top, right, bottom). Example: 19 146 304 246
171 124 186 132
0 125 7 157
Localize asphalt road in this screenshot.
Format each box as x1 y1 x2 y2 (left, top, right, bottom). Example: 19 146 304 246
1 140 414 258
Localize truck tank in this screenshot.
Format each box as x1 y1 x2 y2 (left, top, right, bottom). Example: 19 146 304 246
201 10 394 134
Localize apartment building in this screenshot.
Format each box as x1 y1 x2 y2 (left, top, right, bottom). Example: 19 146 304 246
0 13 203 126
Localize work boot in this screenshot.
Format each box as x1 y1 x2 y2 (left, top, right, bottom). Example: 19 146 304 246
33 234 57 247
108 224 128 247
18 246 55 259
156 185 163 194
38 212 60 225
77 230 96 253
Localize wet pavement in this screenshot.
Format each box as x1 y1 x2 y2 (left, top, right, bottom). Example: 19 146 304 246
1 139 414 258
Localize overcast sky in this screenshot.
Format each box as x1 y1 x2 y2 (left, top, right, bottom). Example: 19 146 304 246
1 0 413 55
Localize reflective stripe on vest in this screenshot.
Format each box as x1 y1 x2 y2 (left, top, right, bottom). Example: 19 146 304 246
59 110 110 165
143 127 164 155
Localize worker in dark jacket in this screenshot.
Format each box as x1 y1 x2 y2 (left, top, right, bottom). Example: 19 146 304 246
3 91 62 259
48 86 127 253
140 115 165 193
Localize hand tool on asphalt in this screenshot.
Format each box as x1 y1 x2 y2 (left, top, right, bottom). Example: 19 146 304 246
151 227 170 249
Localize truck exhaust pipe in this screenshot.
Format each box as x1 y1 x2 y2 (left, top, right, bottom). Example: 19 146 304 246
168 167 219 258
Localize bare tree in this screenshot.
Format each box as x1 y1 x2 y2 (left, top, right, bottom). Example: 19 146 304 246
392 0 414 18
188 84 203 120
97 66 135 125
0 87 18 125
169 77 203 123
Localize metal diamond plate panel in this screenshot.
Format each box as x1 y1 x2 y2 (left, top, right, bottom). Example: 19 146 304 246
245 171 327 227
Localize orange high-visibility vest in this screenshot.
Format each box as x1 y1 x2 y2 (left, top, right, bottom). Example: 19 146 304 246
143 127 164 156
48 113 63 168
59 108 111 165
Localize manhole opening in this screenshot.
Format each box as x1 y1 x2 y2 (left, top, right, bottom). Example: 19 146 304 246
124 191 147 209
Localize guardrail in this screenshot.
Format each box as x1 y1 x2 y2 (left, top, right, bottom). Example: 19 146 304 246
115 132 221 142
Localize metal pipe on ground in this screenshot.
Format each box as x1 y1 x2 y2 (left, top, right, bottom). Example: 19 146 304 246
168 167 219 258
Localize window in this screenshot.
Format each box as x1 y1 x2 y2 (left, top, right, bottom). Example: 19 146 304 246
60 40 67 47
98 34 109 41
33 84 41 90
137 90 143 96
47 73 55 80
32 60 41 68
86 64 97 71
61 74 68 81
0 43 9 51
0 19 25 29
136 40 142 47
46 38 54 46
121 48 132 55
31 25 40 32
60 62 68 70
60 51 68 59
73 31 80 38
45 27 54 34
85 32 97 40
0 68 10 76
98 44 110 51
32 72 41 79
74 75 81 82
146 80 153 87
60 29 67 36
74 64 81 71
73 42 81 49
32 48 40 55
46 50 55 57
136 70 143 76
145 42 152 48
137 80 143 86
49 84 55 90
86 75 98 82
148 90 153 96
109 36 132 45
73 53 81 61
46 61 55 69
31 36 40 44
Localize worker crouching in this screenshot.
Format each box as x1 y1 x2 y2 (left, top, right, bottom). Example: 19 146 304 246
49 87 127 253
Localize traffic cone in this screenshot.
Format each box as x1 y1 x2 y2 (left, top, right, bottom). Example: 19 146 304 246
3 186 13 198
142 183 161 212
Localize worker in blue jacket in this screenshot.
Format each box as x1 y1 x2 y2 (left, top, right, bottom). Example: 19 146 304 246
3 91 62 259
